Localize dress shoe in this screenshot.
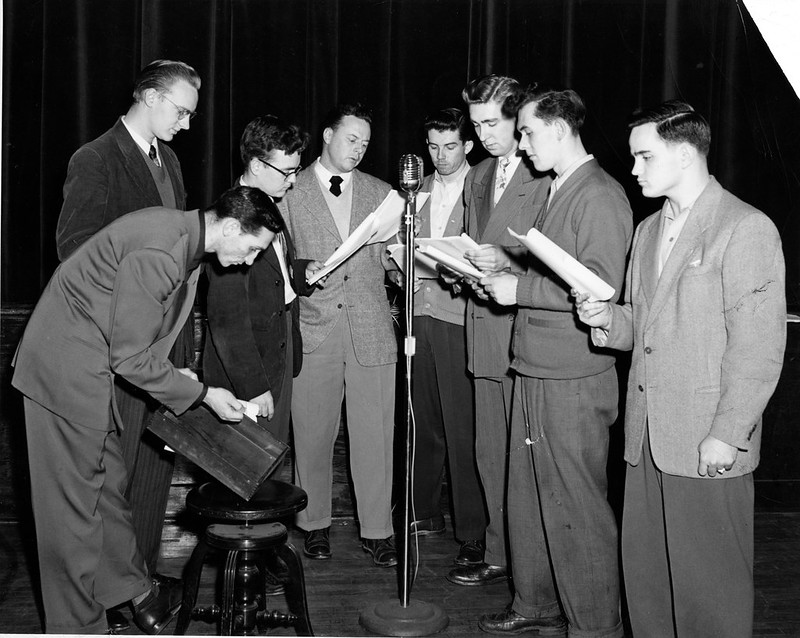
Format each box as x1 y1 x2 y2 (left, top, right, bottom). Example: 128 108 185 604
361 536 398 567
106 607 129 633
130 578 182 635
479 605 567 636
409 514 446 536
152 573 182 589
454 539 484 566
303 527 331 560
446 562 508 586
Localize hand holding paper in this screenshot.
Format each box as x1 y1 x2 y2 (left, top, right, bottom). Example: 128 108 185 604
508 227 615 301
307 190 429 285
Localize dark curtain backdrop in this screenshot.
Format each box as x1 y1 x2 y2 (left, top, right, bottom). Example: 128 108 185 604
3 0 799 304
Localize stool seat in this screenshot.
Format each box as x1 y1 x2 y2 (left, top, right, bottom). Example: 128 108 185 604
187 480 308 521
206 522 288 552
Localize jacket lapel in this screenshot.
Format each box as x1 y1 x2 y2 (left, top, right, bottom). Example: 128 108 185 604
296 169 342 241
482 159 540 241
111 119 162 203
643 180 722 330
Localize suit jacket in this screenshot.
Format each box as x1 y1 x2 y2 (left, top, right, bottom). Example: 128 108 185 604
202 229 306 402
280 166 397 367
13 208 205 430
512 159 633 380
56 118 187 260
463 156 550 377
602 177 786 477
413 171 470 326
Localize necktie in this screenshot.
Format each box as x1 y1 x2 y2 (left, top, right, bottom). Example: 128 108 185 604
497 158 511 190
148 144 160 167
329 175 343 197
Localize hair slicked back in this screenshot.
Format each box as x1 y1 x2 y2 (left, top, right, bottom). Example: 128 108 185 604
629 100 711 156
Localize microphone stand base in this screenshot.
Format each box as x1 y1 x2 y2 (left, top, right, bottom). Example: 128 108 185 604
359 598 449 637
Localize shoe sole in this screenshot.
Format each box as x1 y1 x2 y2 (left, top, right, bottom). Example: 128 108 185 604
147 604 182 636
303 550 331 560
361 546 398 568
445 574 508 587
478 622 566 636
453 556 484 566
410 527 446 537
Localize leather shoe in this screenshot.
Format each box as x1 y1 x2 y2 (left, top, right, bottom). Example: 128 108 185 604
479 605 567 635
106 608 129 633
454 539 484 566
361 536 398 567
409 514 445 536
446 562 507 586
152 573 182 589
304 527 331 559
130 578 182 635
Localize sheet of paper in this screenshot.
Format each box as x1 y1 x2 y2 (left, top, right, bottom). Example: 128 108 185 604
508 227 615 302
306 191 429 285
387 243 439 278
417 244 486 281
239 400 260 421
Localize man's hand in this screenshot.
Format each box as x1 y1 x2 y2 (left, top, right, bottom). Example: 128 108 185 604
250 390 275 420
480 272 519 306
573 291 613 330
465 244 511 273
387 269 404 288
697 435 738 477
203 387 245 422
469 279 489 301
176 367 199 381
306 260 328 287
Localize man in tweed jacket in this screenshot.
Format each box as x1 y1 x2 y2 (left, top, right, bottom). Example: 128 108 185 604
576 100 786 637
279 103 400 568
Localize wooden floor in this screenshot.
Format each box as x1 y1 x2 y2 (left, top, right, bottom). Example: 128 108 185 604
2 512 800 637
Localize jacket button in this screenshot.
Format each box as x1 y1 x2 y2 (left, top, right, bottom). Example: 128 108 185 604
343 275 349 281
508 315 513 321
644 347 652 354
638 385 644 392
337 303 343 309
280 342 285 349
275 280 280 286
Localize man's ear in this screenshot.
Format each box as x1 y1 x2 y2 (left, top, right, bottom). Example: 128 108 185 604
464 140 475 155
678 142 695 169
322 127 334 145
221 218 242 237
143 88 160 108
554 118 569 141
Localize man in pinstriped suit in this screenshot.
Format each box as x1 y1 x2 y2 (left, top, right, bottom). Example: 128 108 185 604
54 59 200 629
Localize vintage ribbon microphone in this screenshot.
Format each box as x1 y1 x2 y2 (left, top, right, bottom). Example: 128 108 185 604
359 155 449 636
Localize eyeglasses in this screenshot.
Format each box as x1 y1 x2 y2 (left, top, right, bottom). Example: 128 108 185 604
261 159 302 181
160 93 197 121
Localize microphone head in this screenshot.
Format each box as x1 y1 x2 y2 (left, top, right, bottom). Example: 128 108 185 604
399 154 424 193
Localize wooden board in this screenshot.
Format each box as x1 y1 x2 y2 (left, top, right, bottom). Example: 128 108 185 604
147 405 288 500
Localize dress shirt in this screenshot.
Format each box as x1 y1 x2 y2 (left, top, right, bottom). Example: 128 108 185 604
429 161 471 239
548 154 595 207
121 116 160 166
238 177 296 304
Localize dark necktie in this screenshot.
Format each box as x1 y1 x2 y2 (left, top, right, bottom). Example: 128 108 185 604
148 144 160 167
329 175 343 197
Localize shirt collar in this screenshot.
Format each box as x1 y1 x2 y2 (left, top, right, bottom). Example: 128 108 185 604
434 160 471 186
121 116 157 157
313 157 353 191
553 154 594 192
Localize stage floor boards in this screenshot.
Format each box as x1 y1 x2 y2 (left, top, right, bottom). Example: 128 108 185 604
1 513 800 636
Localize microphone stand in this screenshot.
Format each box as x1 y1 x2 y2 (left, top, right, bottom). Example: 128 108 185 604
359 186 449 636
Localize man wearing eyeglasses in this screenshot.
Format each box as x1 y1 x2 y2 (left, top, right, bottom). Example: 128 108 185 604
54 59 200 632
203 116 322 452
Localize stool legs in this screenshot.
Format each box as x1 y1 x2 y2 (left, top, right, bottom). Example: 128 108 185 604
175 525 314 636
175 536 210 634
276 542 314 636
